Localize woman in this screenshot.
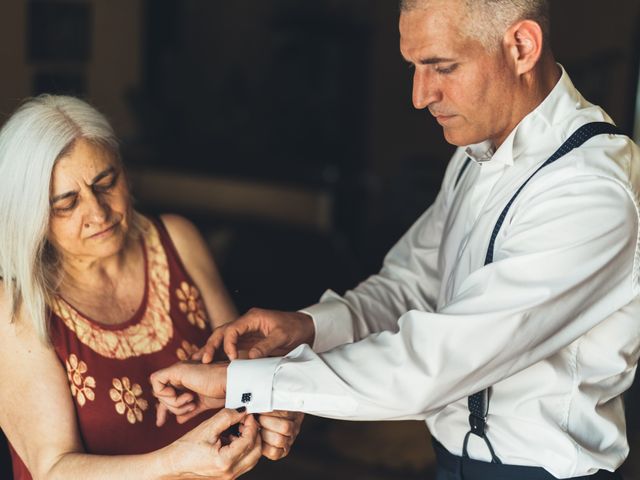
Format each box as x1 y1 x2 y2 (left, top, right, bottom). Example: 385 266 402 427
0 95 264 479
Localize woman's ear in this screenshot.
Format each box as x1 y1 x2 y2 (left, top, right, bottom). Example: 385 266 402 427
503 19 544 75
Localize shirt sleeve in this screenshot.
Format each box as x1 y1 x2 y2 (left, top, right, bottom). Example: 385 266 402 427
226 174 639 419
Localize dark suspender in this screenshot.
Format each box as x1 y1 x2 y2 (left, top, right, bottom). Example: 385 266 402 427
454 156 472 188
457 122 622 463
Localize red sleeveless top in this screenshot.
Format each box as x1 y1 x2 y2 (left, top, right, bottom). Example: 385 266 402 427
10 217 215 479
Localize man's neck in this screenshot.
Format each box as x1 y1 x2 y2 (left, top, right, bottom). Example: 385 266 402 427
492 55 561 149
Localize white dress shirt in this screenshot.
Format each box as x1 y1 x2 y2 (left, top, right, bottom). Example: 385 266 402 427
226 68 640 478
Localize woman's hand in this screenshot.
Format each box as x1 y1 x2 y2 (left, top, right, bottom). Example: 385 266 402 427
162 408 262 479
151 361 228 426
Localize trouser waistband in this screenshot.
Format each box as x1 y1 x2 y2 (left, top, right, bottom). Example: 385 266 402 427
432 438 622 480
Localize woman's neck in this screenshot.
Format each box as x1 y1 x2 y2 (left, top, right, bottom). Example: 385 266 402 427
58 237 139 296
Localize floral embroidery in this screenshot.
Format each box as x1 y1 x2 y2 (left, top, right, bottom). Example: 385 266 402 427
109 377 149 424
51 218 174 359
65 354 96 407
176 340 199 361
176 282 207 329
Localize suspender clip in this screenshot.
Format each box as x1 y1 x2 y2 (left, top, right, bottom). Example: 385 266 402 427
468 413 487 437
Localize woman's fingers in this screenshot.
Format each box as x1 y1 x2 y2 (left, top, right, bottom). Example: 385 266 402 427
223 416 263 476
156 402 168 427
206 408 248 441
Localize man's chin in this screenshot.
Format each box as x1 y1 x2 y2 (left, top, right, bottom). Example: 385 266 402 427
442 126 482 148
442 128 468 147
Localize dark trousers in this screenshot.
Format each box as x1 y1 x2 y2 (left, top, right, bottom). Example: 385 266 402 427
432 439 623 480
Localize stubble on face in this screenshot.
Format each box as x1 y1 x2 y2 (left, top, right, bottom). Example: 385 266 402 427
400 1 520 148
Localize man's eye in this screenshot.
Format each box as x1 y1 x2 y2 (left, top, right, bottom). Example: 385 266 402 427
435 64 458 74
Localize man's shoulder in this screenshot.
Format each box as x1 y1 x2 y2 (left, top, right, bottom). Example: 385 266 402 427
544 126 638 187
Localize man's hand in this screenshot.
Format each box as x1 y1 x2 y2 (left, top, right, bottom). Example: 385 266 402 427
258 411 305 460
150 361 228 426
162 408 262 478
193 308 315 363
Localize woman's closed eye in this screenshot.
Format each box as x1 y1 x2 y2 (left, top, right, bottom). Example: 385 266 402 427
51 195 78 213
92 172 119 194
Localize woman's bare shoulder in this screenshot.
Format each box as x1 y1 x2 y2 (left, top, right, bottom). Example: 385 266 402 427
159 214 212 271
159 215 236 326
160 214 201 245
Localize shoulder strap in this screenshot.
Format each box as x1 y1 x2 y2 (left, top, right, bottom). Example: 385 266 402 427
463 121 622 463
485 122 621 264
454 157 472 189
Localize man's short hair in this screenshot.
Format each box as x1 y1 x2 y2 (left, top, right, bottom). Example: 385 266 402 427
400 0 550 51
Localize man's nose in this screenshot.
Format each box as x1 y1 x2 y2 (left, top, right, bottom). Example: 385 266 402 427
412 69 440 110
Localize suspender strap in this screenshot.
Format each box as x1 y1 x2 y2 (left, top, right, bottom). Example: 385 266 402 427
485 122 621 263
462 121 622 463
454 157 472 188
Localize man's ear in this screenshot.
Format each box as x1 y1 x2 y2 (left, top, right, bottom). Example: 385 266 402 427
503 19 544 75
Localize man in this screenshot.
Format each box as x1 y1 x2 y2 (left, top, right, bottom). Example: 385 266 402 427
151 1 640 478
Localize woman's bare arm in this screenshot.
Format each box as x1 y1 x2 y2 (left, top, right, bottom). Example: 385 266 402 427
161 214 238 329
158 215 304 461
0 288 259 480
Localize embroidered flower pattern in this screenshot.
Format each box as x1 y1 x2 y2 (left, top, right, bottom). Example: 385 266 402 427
66 354 96 407
176 281 207 329
109 377 149 424
50 219 174 360
176 340 199 361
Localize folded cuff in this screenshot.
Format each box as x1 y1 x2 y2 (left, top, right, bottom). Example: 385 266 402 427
225 356 282 413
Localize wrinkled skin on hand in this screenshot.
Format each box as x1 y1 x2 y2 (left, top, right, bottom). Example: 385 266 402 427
193 308 315 363
151 361 228 425
163 408 262 479
152 308 313 462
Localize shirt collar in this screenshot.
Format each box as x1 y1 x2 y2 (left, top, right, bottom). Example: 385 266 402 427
464 64 578 167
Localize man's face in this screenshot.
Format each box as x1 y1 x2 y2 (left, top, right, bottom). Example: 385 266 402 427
400 2 518 147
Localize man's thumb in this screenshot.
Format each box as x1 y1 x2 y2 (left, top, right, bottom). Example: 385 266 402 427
248 333 286 359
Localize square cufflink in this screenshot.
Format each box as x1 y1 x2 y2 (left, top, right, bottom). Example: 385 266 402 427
241 392 252 404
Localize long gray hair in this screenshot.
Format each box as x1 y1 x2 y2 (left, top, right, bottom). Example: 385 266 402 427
0 95 129 342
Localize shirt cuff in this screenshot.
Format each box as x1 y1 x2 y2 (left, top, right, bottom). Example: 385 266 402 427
225 356 282 413
300 292 354 353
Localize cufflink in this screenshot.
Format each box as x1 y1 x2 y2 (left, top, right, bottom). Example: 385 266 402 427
241 392 252 404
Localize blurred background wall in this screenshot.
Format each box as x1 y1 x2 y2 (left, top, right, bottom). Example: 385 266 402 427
0 1 639 478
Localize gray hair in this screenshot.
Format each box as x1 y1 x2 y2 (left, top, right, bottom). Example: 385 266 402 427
0 95 122 342
400 0 550 51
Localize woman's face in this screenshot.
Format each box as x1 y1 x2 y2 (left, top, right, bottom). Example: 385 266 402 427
48 138 132 263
